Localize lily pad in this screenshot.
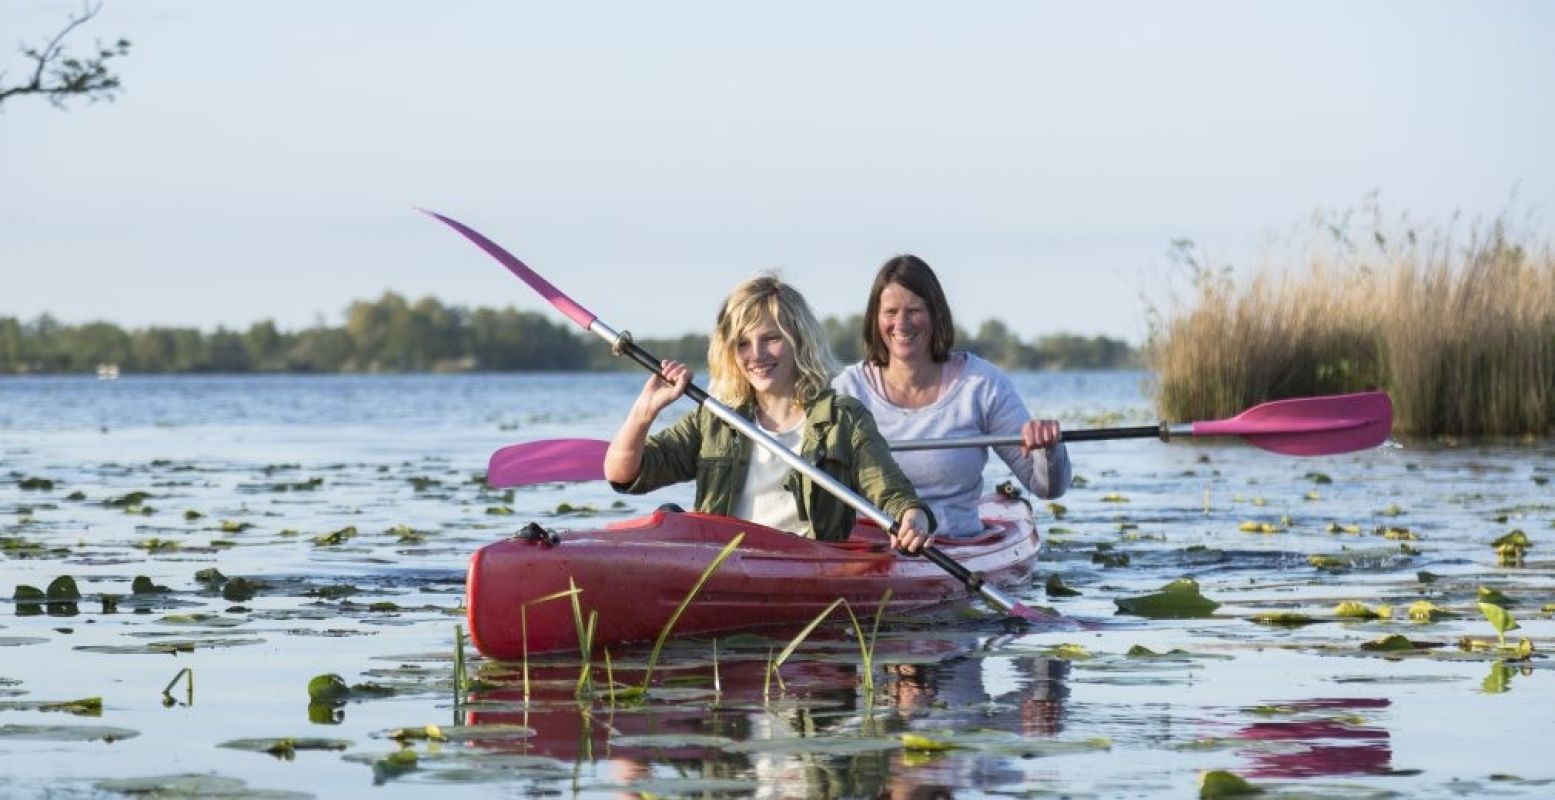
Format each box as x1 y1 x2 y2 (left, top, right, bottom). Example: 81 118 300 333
1044 574 1081 597
1200 769 1260 797
1115 578 1221 619
94 774 306 799
1249 611 1318 626
218 737 353 757
0 723 138 742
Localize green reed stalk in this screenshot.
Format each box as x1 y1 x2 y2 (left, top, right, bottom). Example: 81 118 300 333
766 597 844 693
639 532 745 693
842 589 892 701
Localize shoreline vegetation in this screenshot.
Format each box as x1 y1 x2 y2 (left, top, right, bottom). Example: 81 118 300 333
0 294 1137 376
1149 207 1554 437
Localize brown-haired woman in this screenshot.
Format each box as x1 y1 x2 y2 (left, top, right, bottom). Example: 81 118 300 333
833 254 1071 539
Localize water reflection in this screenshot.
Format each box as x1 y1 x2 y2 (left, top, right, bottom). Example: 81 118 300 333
462 636 1072 798
1233 698 1392 778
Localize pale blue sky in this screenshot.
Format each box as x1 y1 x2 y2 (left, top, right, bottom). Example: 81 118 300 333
4 1 1552 344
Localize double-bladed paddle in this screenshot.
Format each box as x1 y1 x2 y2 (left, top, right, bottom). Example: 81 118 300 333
424 209 1052 622
485 391 1393 488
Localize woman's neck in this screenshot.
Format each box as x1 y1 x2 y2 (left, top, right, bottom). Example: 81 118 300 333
878 356 942 409
754 390 804 431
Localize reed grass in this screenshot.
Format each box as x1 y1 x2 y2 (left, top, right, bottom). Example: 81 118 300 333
765 597 846 697
638 532 745 693
841 590 892 701
1149 208 1555 437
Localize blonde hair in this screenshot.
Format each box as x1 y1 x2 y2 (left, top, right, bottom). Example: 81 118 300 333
707 273 839 408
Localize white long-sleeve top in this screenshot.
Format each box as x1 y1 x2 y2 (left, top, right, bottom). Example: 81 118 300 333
832 352 1071 537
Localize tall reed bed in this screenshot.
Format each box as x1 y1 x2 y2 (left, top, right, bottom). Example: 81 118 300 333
1149 210 1555 437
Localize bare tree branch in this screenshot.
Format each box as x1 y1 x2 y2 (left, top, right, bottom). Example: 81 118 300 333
0 1 132 110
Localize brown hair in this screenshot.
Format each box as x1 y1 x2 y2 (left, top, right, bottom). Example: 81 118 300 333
862 254 956 366
707 273 838 407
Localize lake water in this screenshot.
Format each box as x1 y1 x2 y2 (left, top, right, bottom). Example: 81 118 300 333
1 372 1551 798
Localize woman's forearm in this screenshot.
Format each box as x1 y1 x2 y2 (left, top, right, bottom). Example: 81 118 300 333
604 405 657 483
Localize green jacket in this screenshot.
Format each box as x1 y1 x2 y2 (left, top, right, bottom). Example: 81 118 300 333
611 389 934 542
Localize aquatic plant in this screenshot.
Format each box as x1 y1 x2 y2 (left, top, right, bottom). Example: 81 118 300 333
1151 205 1555 436
638 533 745 693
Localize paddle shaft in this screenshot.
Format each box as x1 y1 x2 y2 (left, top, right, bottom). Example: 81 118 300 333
588 321 1022 608
889 424 1180 451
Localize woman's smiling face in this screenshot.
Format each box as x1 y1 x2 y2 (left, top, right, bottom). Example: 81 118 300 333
736 317 797 396
876 281 933 364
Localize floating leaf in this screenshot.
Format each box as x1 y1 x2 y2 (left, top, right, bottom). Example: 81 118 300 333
372 749 418 784
1099 493 1128 503
901 733 956 752
1200 769 1260 797
1333 601 1380 619
1359 634 1417 652
0 724 138 742
193 568 226 585
45 576 80 601
1044 574 1081 597
1054 643 1091 660
312 526 357 546
1492 530 1530 548
36 697 102 716
308 674 351 703
131 576 171 595
104 491 150 508
1478 586 1512 607
1115 578 1220 619
387 724 446 743
219 737 353 756
1407 601 1449 622
1305 472 1333 485
223 577 262 602
1326 522 1362 534
1237 521 1280 534
1250 612 1317 626
1046 502 1067 519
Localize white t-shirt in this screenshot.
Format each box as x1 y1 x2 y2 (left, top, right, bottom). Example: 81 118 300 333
833 352 1070 537
730 419 813 539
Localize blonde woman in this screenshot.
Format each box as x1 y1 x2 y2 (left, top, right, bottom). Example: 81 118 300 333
605 274 936 551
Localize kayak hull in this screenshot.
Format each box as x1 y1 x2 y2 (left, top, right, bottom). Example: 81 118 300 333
466 494 1040 659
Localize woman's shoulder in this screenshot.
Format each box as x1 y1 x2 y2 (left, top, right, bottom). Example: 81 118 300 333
831 361 869 388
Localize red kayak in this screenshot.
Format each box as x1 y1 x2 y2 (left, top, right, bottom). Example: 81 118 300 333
465 493 1040 659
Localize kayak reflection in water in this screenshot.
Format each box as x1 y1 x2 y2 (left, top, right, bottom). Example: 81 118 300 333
833 254 1072 538
604 273 937 552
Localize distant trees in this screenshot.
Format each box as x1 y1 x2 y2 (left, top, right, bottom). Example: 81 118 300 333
0 2 131 111
0 292 1137 375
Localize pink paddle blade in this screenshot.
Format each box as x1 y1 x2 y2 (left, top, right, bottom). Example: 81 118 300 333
488 439 608 487
1192 391 1393 456
420 210 598 331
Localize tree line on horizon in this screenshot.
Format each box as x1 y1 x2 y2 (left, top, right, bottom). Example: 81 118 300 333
0 292 1138 375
